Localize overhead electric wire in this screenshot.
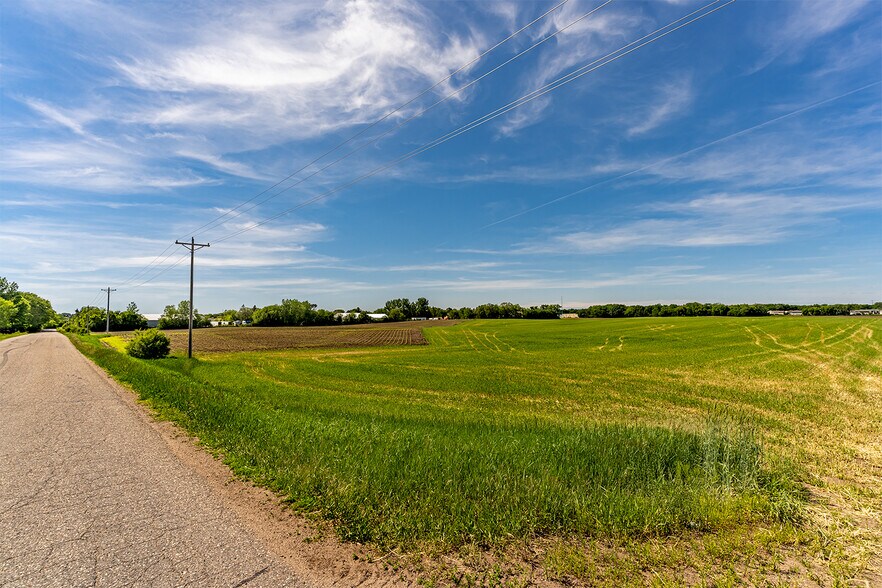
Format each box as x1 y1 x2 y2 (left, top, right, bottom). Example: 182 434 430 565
116 0 573 289
469 80 882 233
123 253 190 291
117 243 178 287
183 0 572 240
82 291 103 310
211 0 734 245
188 0 615 240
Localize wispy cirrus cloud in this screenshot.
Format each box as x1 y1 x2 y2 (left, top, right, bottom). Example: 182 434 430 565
753 0 873 70
592 104 882 191
520 193 882 255
626 74 693 136
85 0 479 145
0 139 213 192
0 211 338 311
497 1 645 135
3 0 486 191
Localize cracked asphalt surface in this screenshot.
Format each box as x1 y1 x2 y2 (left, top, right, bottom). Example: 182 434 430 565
0 333 311 587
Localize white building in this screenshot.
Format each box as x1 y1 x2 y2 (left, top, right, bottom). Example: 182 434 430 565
143 313 162 328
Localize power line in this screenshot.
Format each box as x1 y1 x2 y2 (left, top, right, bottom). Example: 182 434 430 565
184 0 574 240
117 0 574 287
211 0 734 245
188 0 615 241
82 291 103 310
117 242 177 287
110 0 733 303
122 253 190 292
470 80 882 233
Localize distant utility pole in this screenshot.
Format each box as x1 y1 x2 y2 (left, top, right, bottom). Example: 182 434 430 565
175 237 210 359
101 287 117 333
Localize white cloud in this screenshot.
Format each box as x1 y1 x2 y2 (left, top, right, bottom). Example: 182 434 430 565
23 99 91 137
0 213 336 311
498 2 645 135
521 193 882 255
755 0 872 69
386 260 513 273
110 1 479 143
175 150 267 180
626 74 693 136
4 0 485 192
0 140 212 192
593 121 882 191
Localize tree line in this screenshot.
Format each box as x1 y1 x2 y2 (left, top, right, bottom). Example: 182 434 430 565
62 302 149 333
571 302 882 318
0 277 60 333
57 292 882 335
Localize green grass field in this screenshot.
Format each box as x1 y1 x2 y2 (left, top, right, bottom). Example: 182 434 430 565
74 317 882 584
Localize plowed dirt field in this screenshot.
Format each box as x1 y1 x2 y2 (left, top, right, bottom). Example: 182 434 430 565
114 322 456 353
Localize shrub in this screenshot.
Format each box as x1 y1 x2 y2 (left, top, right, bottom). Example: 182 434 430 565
126 329 171 359
60 322 90 335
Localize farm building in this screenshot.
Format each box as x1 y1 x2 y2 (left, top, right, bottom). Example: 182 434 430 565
850 309 882 315
559 313 580 319
334 312 388 321
768 310 803 316
143 313 162 327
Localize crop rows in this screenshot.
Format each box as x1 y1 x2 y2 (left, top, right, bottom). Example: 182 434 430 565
114 323 435 353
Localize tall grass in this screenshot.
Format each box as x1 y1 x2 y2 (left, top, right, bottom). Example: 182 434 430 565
71 326 807 548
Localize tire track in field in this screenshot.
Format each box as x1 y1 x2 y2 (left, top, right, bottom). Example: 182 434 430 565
742 322 880 409
801 322 817 346
461 330 485 355
482 331 502 352
486 331 528 354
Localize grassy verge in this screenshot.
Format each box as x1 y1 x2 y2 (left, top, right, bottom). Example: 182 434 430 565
0 332 26 341
69 330 801 550
100 334 128 352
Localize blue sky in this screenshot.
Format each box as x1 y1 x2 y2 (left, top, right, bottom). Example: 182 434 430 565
1 0 880 313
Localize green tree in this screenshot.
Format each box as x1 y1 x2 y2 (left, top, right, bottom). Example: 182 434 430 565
384 298 417 319
386 308 407 322
413 297 431 318
0 298 16 331
159 300 209 329
0 277 19 300
112 302 148 331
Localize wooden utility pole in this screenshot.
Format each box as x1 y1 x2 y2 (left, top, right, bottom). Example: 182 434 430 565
175 237 210 358
101 287 117 333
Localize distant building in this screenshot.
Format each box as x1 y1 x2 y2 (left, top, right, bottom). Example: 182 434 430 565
559 313 580 319
768 310 802 316
335 312 388 321
850 309 882 316
143 313 162 328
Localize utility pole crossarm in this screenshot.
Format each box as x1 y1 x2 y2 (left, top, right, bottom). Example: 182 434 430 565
175 237 210 359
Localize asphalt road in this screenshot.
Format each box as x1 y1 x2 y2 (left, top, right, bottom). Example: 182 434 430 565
0 332 310 588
